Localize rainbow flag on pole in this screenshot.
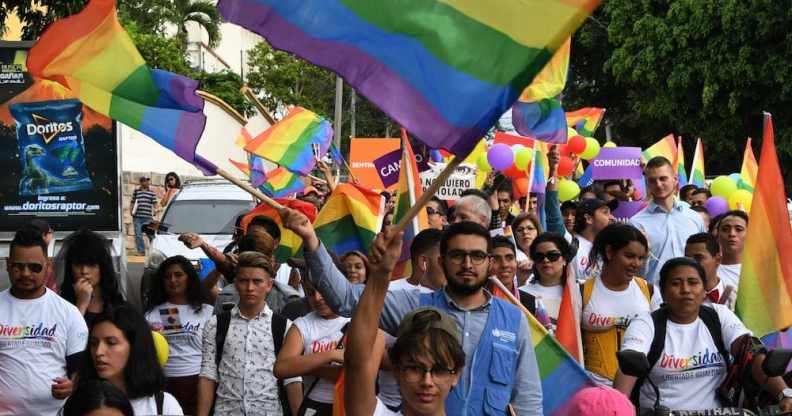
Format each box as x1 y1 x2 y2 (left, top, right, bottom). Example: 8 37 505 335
740 137 758 193
676 136 688 188
218 0 599 157
642 134 677 163
26 0 214 174
245 107 333 175
391 129 430 278
689 138 706 188
735 113 792 337
314 183 385 256
565 107 606 137
260 167 305 198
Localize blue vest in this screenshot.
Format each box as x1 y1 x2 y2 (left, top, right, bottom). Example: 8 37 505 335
419 291 522 416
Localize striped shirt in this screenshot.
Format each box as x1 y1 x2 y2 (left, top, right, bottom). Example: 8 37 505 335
132 189 157 218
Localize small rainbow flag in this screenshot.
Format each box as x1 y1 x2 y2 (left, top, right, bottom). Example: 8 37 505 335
26 0 214 174
314 183 385 256
241 198 318 263
689 138 706 188
740 137 758 193
512 98 567 144
565 107 606 137
676 136 688 188
245 106 333 175
260 167 305 198
735 113 792 337
218 0 599 158
556 268 584 363
391 129 430 279
530 141 550 194
642 133 677 163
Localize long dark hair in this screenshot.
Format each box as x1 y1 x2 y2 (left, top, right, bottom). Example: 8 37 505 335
82 304 165 400
63 379 134 416
588 223 648 268
529 232 574 284
145 255 207 314
165 171 181 189
60 229 124 308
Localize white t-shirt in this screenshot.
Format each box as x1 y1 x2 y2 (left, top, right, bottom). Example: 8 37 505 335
388 278 432 294
582 276 652 385
717 263 742 289
130 392 184 415
378 333 401 408
573 234 595 281
146 303 214 377
520 282 563 321
621 304 750 410
293 312 350 403
374 396 402 416
275 263 304 297
0 288 88 416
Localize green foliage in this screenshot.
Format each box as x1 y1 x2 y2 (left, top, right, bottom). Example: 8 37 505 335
194 70 253 116
165 0 222 48
124 20 193 76
245 41 396 152
567 0 792 185
0 0 88 39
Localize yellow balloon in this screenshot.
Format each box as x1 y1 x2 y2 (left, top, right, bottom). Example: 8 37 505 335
514 148 534 170
558 179 581 202
476 153 492 172
728 189 753 213
603 141 617 148
711 176 737 199
567 127 578 138
580 137 601 160
152 331 169 368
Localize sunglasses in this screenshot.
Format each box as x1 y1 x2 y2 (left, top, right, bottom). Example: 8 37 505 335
8 262 44 273
532 251 562 263
426 207 441 216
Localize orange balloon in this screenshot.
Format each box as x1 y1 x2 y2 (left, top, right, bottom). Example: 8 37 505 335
568 135 587 154
513 177 529 198
557 156 575 177
503 165 527 179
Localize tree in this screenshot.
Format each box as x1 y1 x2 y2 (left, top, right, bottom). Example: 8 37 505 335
245 41 396 153
0 0 88 40
164 0 221 48
566 1 792 186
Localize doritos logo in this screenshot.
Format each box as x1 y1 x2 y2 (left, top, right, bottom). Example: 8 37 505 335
25 113 74 144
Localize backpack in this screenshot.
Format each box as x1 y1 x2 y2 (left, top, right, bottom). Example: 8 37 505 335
214 311 291 416
629 305 732 407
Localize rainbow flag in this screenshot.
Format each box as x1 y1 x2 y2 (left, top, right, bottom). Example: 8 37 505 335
530 141 550 194
218 0 599 157
26 0 214 175
676 136 688 188
519 38 571 102
565 107 606 137
740 137 758 193
245 106 333 175
689 138 706 188
314 183 385 256
642 134 677 163
556 268 584 363
735 113 792 337
260 167 305 198
391 129 430 278
512 98 567 144
241 198 318 263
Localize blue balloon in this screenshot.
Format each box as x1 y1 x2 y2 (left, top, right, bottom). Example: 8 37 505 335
728 173 741 183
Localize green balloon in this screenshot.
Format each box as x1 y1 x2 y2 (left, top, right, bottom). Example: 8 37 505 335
558 179 580 202
514 148 534 170
711 175 738 199
580 137 601 160
476 153 492 172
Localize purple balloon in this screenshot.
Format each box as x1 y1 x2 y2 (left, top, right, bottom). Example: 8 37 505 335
487 143 514 171
705 196 729 218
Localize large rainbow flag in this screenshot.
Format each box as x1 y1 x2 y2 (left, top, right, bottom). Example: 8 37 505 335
314 183 385 256
241 198 318 263
218 0 599 157
565 107 606 137
689 138 706 188
391 129 430 279
676 136 688 188
245 106 333 175
735 113 792 337
740 137 758 192
26 0 214 174
642 134 676 163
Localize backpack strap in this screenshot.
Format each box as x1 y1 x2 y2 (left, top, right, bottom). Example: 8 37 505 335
520 291 537 315
699 306 730 365
630 307 669 406
271 312 288 354
634 277 653 303
581 278 595 307
215 311 231 367
155 390 164 415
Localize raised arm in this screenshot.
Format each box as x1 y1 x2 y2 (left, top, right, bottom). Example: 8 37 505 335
345 231 402 416
544 145 566 235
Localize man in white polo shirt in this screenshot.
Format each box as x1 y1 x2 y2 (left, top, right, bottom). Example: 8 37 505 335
0 226 88 415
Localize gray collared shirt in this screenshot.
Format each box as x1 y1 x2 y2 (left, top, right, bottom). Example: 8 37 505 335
304 243 543 415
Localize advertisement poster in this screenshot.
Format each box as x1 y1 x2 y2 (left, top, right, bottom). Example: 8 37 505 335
420 163 477 201
0 44 119 232
349 138 400 191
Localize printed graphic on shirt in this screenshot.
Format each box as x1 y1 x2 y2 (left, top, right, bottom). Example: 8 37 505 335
0 322 58 347
657 348 725 382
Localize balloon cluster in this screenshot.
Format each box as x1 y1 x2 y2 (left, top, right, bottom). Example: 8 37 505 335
707 174 753 214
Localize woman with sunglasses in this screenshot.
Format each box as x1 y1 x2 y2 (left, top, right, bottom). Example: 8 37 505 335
511 213 543 285
160 172 181 208
521 232 575 332
581 223 654 386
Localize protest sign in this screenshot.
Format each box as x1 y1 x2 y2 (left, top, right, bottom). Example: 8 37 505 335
373 149 402 188
349 138 400 191
591 147 642 180
612 200 645 222
420 163 477 200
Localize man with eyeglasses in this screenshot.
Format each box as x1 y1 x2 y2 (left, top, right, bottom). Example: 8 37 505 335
282 211 543 415
0 226 88 415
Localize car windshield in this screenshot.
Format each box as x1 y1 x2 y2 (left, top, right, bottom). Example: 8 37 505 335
161 200 254 234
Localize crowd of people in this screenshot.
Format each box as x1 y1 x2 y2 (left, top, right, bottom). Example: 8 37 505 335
2 151 792 416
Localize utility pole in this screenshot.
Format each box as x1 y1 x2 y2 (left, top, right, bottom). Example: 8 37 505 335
350 89 357 139
333 76 343 152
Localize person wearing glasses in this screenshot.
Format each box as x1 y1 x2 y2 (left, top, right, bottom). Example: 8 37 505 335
0 226 88 415
520 233 576 332
282 211 543 415
160 171 181 208
581 223 654 386
426 196 448 230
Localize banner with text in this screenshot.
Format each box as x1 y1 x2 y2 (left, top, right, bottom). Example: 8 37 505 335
349 137 400 191
591 147 642 180
420 163 477 201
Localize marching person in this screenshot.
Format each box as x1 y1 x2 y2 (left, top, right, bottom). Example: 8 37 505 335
130 176 157 256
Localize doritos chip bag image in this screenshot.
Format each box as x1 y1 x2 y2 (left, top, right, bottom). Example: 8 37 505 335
10 99 93 196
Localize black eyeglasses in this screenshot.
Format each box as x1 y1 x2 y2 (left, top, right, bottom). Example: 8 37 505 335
8 262 43 273
532 251 562 263
446 249 489 265
399 365 457 383
426 207 439 216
